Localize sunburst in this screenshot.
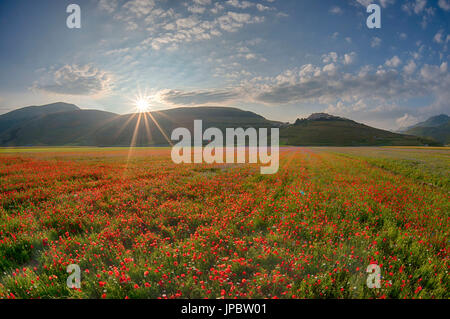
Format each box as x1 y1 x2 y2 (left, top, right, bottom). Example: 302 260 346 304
135 97 150 113
121 89 174 171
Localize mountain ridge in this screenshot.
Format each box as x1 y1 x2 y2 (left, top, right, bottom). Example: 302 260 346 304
0 103 441 147
405 114 449 130
400 114 449 145
0 102 80 135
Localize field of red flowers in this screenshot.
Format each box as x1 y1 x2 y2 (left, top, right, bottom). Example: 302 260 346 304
0 147 448 299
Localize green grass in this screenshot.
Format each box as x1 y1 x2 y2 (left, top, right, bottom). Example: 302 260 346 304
319 147 450 191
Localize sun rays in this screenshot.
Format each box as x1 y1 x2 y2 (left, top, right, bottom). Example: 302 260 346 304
121 89 173 171
135 98 150 113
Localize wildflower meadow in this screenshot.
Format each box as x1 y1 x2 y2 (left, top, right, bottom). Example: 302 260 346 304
0 147 448 299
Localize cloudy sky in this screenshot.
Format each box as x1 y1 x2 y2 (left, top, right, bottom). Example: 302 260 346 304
0 0 449 129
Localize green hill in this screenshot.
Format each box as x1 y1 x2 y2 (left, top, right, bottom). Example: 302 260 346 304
0 103 440 147
0 102 79 136
402 115 450 145
0 109 117 146
280 113 439 146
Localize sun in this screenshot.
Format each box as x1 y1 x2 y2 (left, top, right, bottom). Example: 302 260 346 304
135 98 150 113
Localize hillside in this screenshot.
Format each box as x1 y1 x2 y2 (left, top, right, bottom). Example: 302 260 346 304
0 103 440 147
0 104 278 146
0 102 79 136
90 107 280 146
280 113 439 146
401 114 450 145
0 109 117 146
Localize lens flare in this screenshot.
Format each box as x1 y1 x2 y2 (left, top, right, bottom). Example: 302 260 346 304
135 98 150 113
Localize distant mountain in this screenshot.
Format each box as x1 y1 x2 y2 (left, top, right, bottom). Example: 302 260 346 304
407 114 449 129
0 103 278 146
0 102 79 136
281 113 440 146
305 113 347 121
0 109 117 146
0 104 440 147
401 115 450 145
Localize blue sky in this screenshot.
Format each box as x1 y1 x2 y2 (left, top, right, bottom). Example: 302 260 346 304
0 0 449 129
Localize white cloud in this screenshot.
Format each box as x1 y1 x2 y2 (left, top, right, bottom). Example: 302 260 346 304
355 0 395 8
329 6 343 15
256 4 271 11
138 10 265 50
438 0 450 11
402 0 436 29
414 0 427 14
101 0 273 50
33 64 113 96
188 6 207 14
371 37 382 48
121 0 156 18
403 60 417 74
157 88 242 106
216 11 263 32
323 63 337 75
420 62 448 80
194 0 212 5
98 0 118 13
251 59 448 108
396 113 418 128
211 2 225 14
344 52 357 65
226 0 254 9
402 0 426 14
322 52 338 63
433 30 448 44
385 56 402 68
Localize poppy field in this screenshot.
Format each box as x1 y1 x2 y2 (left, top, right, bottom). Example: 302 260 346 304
0 147 448 299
